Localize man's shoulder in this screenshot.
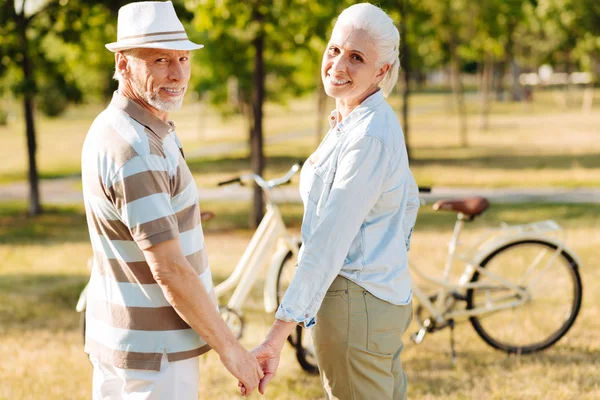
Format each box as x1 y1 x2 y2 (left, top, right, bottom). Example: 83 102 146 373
87 105 156 158
83 106 158 181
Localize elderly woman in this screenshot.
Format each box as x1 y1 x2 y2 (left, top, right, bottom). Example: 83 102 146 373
249 3 419 399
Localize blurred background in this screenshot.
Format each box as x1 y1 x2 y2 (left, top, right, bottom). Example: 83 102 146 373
0 0 599 399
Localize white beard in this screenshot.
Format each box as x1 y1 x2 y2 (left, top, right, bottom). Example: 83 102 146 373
130 76 186 112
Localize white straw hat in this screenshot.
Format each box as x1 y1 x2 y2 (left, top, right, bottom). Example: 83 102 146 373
105 1 203 52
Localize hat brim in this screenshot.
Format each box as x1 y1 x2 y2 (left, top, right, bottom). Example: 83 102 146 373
105 40 204 52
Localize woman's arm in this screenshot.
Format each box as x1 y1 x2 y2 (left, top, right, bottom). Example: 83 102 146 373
276 135 392 327
403 171 420 251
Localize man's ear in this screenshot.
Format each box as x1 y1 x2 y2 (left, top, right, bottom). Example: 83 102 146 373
115 52 130 79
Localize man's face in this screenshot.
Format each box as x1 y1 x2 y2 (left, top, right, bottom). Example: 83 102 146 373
125 48 191 112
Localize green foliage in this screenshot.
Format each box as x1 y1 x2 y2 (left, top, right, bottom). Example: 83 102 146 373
187 0 351 114
0 1 84 114
37 84 69 117
1 0 598 115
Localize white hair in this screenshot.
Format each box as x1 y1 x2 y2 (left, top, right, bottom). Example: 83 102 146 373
112 49 139 82
334 3 400 97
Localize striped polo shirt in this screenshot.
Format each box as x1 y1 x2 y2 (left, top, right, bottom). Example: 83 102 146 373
81 91 214 371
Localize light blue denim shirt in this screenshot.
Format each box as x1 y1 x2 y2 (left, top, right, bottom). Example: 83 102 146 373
276 90 419 327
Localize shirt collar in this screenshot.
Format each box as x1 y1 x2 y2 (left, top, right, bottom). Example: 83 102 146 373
327 89 385 133
109 91 175 139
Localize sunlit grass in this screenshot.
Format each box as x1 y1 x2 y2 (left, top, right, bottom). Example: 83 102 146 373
0 201 599 399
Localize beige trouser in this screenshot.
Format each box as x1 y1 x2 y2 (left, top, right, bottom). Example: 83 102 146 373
90 353 199 400
312 275 413 400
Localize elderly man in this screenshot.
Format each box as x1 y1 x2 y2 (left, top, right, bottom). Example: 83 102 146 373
81 2 262 398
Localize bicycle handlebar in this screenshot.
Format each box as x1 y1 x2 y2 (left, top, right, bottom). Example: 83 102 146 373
219 165 430 194
217 162 302 190
217 177 243 187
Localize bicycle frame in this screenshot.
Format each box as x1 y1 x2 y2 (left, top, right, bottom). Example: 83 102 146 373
410 215 580 325
213 165 302 317
214 203 298 313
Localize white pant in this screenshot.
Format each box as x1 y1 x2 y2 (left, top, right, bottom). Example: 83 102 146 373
91 354 199 400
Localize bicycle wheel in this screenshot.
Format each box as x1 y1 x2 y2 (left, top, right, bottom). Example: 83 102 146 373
276 251 299 347
293 324 319 375
466 239 582 354
275 250 319 374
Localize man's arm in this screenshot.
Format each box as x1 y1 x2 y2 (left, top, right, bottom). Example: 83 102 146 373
143 238 263 396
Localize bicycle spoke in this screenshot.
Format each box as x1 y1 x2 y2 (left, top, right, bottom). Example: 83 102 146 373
517 247 548 285
525 251 563 291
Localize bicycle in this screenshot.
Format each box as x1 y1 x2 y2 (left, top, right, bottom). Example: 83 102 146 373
290 188 583 371
210 163 317 373
76 163 317 373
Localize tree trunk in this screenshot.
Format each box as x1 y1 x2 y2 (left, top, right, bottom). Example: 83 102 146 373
582 83 594 113
508 24 522 103
398 0 411 160
565 54 573 108
449 37 468 147
510 59 522 102
495 59 507 101
505 22 522 102
18 11 42 215
479 52 493 131
249 0 265 228
445 66 453 114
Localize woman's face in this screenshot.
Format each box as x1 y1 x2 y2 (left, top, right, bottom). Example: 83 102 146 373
321 24 386 103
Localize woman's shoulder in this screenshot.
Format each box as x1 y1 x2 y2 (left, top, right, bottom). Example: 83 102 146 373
352 104 403 149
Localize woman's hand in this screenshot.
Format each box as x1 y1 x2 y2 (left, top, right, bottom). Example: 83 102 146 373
253 340 282 394
238 340 281 395
238 319 296 395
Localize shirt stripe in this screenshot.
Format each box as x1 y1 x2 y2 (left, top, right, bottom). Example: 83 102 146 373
86 316 203 353
171 182 198 213
121 193 174 228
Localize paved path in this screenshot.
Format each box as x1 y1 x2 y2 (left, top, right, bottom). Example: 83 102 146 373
1 177 599 205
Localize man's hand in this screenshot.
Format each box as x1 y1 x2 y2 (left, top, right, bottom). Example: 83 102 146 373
251 340 282 395
236 319 297 395
220 343 263 397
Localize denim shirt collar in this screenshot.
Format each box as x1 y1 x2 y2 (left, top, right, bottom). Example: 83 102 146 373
327 89 385 134
110 91 176 139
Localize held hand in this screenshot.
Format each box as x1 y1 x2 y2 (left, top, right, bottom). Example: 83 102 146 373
237 319 294 395
220 344 263 397
250 340 282 395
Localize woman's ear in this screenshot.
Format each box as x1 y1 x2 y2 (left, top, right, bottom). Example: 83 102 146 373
376 63 391 79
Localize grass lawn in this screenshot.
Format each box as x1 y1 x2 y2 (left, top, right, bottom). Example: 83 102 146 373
0 200 598 399
1 89 599 188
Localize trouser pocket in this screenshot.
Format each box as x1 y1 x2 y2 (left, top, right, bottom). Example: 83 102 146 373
364 292 412 355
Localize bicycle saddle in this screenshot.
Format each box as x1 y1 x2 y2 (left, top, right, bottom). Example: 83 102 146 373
433 197 490 218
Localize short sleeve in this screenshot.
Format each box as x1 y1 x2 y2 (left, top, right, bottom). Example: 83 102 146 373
108 154 179 249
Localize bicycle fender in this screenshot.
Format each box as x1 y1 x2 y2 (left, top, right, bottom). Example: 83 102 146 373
472 235 582 269
264 238 301 313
